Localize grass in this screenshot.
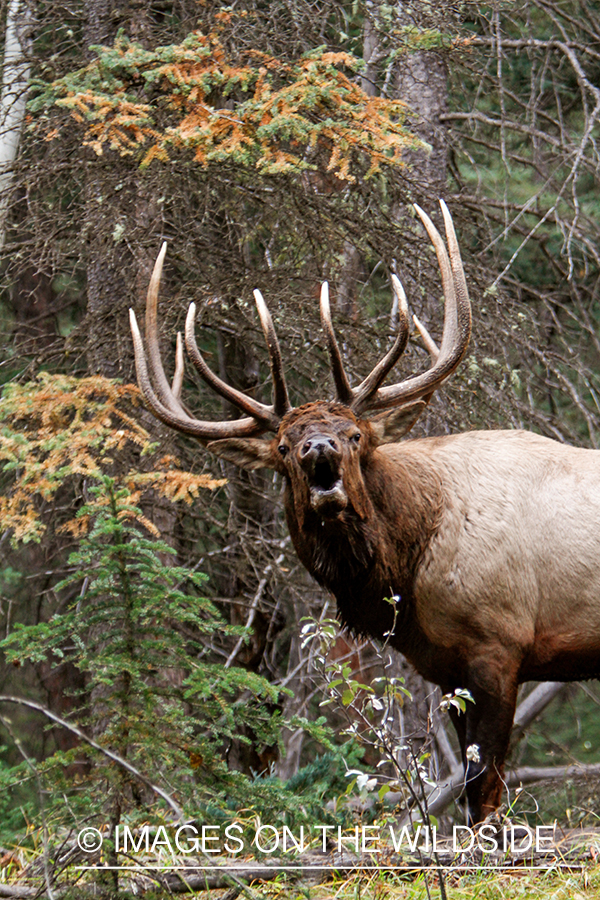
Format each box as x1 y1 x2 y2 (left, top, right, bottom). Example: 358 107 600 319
224 865 600 900
6 845 600 898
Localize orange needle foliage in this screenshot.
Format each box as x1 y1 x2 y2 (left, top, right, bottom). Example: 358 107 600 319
0 374 225 544
36 31 423 182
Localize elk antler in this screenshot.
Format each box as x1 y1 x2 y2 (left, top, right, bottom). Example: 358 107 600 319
130 244 287 439
321 200 471 417
131 202 470 438
319 275 411 408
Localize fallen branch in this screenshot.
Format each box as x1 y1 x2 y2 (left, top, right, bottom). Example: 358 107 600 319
512 682 567 738
426 760 600 819
0 886 36 898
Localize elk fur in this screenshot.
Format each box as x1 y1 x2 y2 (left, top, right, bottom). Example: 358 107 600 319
129 203 595 823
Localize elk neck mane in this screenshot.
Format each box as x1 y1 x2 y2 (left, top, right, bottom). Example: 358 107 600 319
282 432 446 654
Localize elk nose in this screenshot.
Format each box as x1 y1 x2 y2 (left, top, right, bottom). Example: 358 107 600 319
300 435 340 458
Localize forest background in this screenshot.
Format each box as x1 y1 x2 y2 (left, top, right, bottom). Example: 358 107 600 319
0 0 600 897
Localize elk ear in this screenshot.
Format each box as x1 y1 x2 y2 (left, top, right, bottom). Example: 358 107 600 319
207 438 278 471
369 400 427 445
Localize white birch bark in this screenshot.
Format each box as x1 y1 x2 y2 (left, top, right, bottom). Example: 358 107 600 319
0 0 32 249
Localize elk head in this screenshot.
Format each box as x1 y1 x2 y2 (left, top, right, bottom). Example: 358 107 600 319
129 201 471 514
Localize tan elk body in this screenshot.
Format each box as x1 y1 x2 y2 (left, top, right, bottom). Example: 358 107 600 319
129 202 600 823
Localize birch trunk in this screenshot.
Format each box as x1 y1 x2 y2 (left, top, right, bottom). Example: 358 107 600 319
0 0 32 250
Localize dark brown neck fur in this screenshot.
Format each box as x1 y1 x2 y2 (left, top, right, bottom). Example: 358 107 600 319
284 447 444 661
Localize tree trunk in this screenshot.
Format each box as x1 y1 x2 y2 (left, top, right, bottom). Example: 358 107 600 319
83 0 157 379
213 329 284 773
394 39 448 198
0 0 32 250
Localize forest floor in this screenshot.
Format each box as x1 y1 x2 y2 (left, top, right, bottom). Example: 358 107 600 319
4 826 600 898
4 830 600 900
223 864 600 900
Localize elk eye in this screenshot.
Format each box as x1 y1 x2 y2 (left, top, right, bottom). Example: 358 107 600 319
278 444 288 457
350 433 361 444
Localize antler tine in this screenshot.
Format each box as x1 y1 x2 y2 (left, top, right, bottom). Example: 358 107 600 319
172 332 184 400
320 282 354 405
253 289 291 417
185 303 280 432
361 202 471 413
413 314 439 362
143 242 187 416
415 201 471 363
351 273 410 415
130 309 264 439
439 198 471 352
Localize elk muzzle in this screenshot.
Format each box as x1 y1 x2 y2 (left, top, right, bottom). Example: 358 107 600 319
299 434 348 515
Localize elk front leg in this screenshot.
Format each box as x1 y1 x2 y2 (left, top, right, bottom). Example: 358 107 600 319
460 658 520 825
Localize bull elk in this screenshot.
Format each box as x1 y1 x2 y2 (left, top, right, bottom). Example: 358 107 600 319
130 202 599 824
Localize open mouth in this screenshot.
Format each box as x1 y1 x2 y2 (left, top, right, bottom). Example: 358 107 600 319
308 459 347 514
313 459 339 492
